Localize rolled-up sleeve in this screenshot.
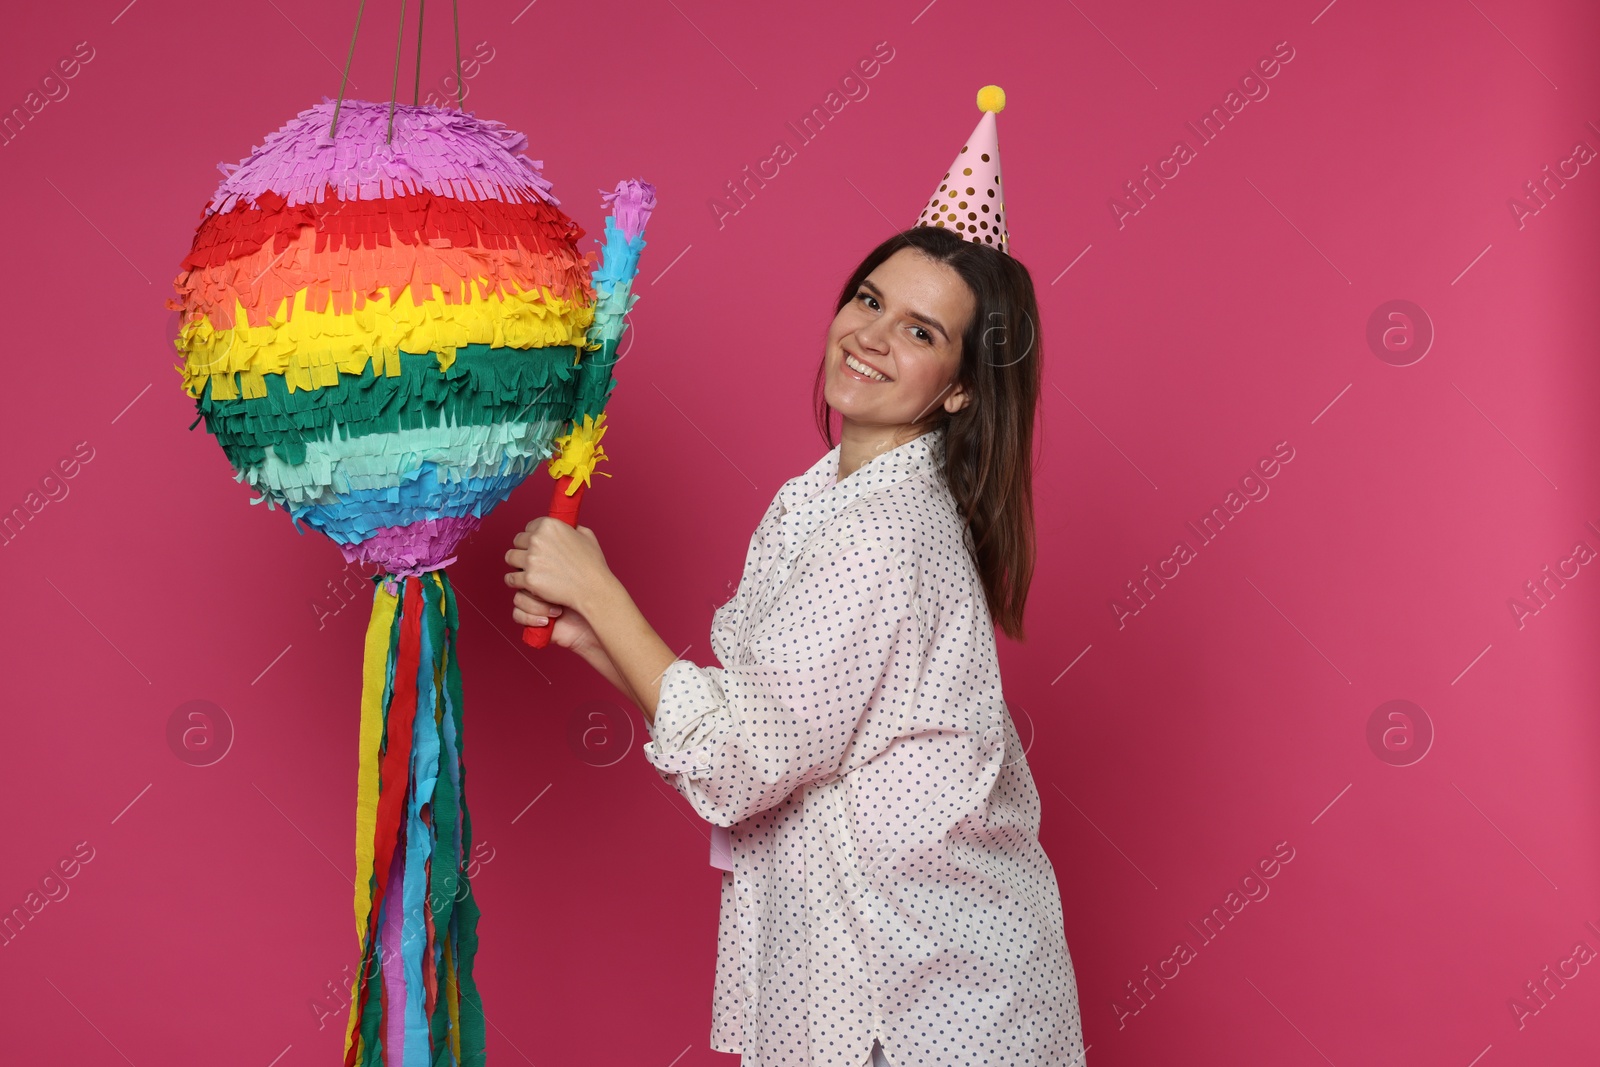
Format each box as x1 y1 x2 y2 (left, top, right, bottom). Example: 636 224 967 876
641 534 921 827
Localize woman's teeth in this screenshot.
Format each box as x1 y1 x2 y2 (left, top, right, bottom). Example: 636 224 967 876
845 353 889 381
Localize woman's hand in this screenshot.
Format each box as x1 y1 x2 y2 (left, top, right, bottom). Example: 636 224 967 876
504 516 673 718
510 579 638 705
503 518 615 616
510 592 597 654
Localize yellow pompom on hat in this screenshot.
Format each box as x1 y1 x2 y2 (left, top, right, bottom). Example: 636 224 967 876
915 85 1009 253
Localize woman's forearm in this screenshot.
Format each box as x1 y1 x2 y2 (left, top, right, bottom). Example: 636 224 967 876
580 575 677 726
573 637 642 710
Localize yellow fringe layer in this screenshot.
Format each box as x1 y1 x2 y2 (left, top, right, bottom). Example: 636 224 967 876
179 283 595 401
548 412 613 491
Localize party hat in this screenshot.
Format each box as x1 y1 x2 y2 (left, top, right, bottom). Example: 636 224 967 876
914 84 1008 253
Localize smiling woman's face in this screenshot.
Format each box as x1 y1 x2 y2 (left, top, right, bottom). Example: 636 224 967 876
824 247 975 435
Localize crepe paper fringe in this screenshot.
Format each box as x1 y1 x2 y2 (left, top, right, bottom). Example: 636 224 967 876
249 418 563 505
292 459 540 556
294 460 530 525
546 414 612 496
181 186 586 274
175 214 590 334
176 248 588 341
209 99 556 217
173 188 593 331
351 582 397 980
566 182 655 425
599 178 657 245
195 341 586 574
341 516 481 577
177 281 594 401
202 353 568 572
346 573 484 1067
196 345 582 470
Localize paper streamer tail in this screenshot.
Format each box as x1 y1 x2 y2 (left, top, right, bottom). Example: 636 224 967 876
343 573 486 1067
521 474 588 648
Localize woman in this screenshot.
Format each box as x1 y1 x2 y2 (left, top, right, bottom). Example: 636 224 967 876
505 225 1084 1066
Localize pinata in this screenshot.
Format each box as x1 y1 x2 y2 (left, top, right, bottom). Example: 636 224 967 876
168 96 653 1065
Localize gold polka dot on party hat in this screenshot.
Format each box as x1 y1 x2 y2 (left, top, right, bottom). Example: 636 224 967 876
963 167 972 176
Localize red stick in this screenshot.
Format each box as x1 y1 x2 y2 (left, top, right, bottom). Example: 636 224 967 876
521 474 587 648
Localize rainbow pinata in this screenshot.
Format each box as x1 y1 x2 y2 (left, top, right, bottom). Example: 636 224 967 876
168 97 654 1067
172 98 648 574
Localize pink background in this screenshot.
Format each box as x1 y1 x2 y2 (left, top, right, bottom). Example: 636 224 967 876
2 0 1597 1064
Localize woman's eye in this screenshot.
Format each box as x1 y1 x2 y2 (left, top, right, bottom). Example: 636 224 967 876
857 291 930 343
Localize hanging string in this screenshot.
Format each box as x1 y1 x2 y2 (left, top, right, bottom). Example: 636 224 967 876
452 0 463 110
329 0 368 138
412 0 426 105
386 0 409 142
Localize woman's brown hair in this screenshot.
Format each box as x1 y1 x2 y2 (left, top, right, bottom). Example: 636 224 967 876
814 226 1042 641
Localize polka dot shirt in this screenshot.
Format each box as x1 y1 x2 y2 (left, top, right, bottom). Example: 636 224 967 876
641 426 1085 1067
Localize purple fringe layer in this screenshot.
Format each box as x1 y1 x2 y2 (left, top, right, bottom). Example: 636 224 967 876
338 515 482 577
206 99 558 216
600 179 658 244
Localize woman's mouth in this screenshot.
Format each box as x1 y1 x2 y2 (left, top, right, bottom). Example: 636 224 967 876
843 351 891 382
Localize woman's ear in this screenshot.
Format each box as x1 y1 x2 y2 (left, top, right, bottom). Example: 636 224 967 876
943 378 970 415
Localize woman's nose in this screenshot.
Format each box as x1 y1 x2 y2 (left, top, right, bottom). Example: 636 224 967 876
854 325 889 353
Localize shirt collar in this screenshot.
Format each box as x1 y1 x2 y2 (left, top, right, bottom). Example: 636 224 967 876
775 426 946 559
